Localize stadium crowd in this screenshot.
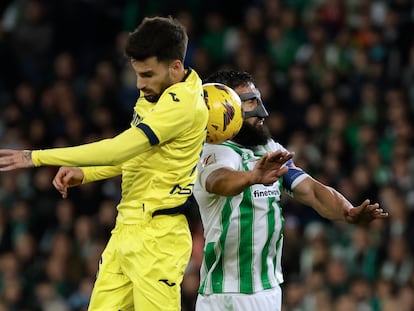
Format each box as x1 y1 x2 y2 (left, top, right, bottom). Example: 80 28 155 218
0 0 413 310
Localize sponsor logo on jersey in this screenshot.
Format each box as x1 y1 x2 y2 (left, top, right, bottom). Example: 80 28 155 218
159 279 176 287
169 92 180 102
253 188 279 198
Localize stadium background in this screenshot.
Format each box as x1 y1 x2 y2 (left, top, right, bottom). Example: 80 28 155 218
0 0 413 310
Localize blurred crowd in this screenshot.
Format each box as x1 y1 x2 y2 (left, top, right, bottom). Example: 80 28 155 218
0 0 413 310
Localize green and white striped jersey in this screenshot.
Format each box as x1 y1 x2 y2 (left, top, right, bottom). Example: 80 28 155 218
194 140 308 294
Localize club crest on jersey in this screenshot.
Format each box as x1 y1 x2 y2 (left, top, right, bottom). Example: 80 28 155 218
222 100 235 131
202 154 216 168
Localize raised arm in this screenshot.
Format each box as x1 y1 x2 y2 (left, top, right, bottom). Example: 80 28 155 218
206 150 294 196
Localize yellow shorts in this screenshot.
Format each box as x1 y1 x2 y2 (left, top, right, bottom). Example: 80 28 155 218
88 214 192 311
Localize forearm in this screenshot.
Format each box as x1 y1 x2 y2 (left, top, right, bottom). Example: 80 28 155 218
32 127 151 167
294 179 352 221
206 168 254 196
313 184 352 220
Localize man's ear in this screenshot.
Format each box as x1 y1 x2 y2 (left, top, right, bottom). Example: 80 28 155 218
169 59 184 78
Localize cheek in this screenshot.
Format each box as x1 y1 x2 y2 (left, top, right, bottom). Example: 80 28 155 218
145 77 163 92
245 118 257 127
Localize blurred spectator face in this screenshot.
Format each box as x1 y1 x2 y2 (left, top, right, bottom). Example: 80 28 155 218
305 104 325 131
2 276 22 305
98 200 117 228
326 258 348 286
397 285 414 311
56 199 75 227
328 108 348 133
351 227 369 252
393 118 413 141
14 232 36 263
284 279 305 309
46 255 67 281
334 294 357 311
289 81 310 104
387 237 408 264
74 216 94 243
288 64 307 82
54 52 76 81
375 278 393 300
0 252 19 278
51 232 72 259
243 7 263 34
305 267 325 292
349 277 373 303
351 164 373 191
358 124 377 147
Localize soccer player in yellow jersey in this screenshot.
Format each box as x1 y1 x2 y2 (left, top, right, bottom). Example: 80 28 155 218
0 16 208 310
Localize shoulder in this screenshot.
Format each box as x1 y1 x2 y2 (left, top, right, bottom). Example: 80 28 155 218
266 139 287 152
166 68 202 96
198 144 242 175
200 143 242 168
203 143 240 156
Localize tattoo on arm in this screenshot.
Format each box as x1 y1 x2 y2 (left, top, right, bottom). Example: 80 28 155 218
23 150 32 163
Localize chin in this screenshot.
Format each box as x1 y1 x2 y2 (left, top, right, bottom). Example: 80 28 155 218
144 95 160 103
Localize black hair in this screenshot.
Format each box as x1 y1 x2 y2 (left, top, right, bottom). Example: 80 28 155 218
203 70 253 89
125 16 188 63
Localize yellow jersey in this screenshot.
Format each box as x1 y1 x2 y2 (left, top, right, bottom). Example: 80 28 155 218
32 68 208 223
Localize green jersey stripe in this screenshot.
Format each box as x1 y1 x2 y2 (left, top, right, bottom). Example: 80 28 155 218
260 196 275 289
211 197 233 292
238 187 254 292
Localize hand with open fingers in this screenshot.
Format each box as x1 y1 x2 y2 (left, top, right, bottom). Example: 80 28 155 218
0 149 34 171
53 167 84 199
251 150 294 185
344 199 389 225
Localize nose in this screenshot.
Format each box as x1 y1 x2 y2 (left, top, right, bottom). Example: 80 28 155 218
136 78 145 90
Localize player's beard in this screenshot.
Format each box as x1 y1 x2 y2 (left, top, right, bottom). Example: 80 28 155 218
144 94 161 103
232 120 270 147
143 76 173 103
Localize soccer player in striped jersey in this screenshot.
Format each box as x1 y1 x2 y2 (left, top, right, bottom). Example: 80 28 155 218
193 70 388 311
0 17 208 310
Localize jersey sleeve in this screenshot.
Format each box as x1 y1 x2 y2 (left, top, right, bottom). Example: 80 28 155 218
31 126 151 167
197 144 240 190
136 83 200 145
81 165 122 184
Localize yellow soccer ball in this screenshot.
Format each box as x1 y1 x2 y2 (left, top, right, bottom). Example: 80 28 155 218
203 83 243 144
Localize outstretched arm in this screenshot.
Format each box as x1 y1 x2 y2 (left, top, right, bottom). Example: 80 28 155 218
206 150 294 196
0 127 151 170
292 176 388 225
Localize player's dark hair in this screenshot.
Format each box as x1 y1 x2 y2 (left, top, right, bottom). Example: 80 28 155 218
125 16 188 63
204 70 253 89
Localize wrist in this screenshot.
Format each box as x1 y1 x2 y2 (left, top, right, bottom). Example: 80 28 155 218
23 150 34 167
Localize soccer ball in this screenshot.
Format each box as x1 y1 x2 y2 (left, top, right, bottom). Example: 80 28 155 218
203 83 243 144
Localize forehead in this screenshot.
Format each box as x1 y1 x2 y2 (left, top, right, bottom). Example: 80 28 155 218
130 56 164 73
234 82 256 96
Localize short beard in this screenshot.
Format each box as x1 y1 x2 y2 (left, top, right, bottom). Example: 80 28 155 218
144 94 161 103
232 121 270 147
